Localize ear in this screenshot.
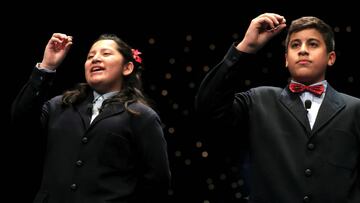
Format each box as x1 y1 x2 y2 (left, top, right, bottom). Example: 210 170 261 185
122 62 134 76
285 53 288 68
327 51 336 66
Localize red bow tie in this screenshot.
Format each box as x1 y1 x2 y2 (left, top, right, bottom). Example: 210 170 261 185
289 83 325 96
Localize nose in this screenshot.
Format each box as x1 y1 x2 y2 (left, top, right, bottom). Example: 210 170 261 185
91 53 101 63
298 44 308 55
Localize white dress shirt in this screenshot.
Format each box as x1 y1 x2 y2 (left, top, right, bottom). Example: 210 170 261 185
90 91 119 123
292 80 328 129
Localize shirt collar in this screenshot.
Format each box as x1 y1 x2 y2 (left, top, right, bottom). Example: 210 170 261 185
93 91 119 102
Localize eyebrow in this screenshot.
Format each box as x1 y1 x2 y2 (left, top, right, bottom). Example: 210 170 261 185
88 48 115 54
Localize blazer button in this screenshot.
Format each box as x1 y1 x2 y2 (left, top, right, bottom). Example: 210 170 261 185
81 137 88 144
303 195 310 202
307 143 315 150
70 183 77 191
305 169 312 177
76 160 83 167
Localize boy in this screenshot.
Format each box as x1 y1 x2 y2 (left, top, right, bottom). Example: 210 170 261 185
196 13 360 202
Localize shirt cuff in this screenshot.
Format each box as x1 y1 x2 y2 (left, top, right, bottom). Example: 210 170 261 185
36 62 56 73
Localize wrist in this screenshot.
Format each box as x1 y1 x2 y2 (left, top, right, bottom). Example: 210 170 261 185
36 62 56 70
236 41 259 54
35 63 56 73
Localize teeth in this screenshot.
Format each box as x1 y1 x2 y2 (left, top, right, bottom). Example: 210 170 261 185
92 67 103 72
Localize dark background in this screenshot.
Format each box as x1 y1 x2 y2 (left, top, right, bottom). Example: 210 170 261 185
4 1 357 202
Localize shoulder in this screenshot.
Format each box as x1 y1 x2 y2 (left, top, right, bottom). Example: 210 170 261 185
252 86 283 93
338 92 360 105
328 85 360 105
243 86 283 97
41 96 65 115
128 102 160 118
127 102 163 128
335 92 360 116
234 86 284 105
45 95 63 107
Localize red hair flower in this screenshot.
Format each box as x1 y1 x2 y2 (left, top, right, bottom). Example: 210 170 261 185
131 49 142 64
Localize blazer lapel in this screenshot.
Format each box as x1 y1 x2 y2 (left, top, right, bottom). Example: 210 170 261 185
90 102 125 125
312 85 345 134
74 95 93 130
279 87 312 133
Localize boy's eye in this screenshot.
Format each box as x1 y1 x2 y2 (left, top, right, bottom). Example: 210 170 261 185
309 42 318 47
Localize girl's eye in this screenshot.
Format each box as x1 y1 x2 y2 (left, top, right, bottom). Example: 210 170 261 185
290 43 300 49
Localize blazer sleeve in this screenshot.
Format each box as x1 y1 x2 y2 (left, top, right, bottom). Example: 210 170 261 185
11 67 56 131
195 43 257 126
130 106 171 202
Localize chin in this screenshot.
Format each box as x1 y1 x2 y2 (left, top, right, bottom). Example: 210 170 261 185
88 80 104 88
293 75 313 84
